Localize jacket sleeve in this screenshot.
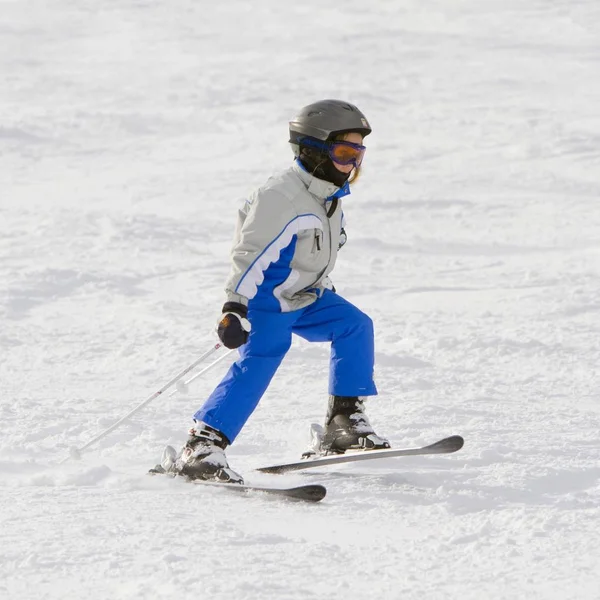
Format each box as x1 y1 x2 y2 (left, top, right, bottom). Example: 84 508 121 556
224 189 299 307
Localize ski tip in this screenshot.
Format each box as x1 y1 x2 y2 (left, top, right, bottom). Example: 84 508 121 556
287 484 327 502
432 435 464 452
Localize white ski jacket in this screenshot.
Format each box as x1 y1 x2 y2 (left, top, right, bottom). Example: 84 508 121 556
224 161 348 313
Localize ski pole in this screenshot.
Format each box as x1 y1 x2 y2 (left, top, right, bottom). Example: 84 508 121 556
171 348 234 396
62 341 229 463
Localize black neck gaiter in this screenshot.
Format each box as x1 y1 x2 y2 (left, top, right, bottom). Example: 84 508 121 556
298 147 350 188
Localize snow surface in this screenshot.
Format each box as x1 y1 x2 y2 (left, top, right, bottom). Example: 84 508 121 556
1 0 600 598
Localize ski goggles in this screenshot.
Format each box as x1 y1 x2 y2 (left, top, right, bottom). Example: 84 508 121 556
299 137 366 167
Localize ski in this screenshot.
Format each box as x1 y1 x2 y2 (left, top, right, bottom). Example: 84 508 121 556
193 481 327 503
256 435 464 474
149 466 326 502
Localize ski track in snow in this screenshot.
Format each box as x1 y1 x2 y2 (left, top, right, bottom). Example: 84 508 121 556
1 1 600 599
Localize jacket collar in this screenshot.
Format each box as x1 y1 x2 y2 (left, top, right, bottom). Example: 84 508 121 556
291 160 343 202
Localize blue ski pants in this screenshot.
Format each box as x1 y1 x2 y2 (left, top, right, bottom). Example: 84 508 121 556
193 290 377 443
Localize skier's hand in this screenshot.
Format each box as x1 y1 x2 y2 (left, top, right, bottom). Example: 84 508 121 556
217 302 251 349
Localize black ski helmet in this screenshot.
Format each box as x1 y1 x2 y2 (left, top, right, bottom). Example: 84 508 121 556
289 99 372 158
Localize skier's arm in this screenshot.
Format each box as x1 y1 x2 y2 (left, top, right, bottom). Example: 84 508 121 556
224 191 298 307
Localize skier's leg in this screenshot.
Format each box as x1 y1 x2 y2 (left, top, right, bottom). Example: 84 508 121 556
193 309 296 443
292 290 388 452
292 289 377 396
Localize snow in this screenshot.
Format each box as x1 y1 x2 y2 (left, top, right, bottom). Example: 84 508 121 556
1 0 599 598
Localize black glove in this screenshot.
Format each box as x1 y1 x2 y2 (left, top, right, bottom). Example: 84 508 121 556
217 302 251 349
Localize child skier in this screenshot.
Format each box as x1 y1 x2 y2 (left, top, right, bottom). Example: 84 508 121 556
161 99 390 483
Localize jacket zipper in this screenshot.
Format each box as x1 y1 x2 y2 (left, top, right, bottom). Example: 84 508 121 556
312 230 322 253
309 205 335 289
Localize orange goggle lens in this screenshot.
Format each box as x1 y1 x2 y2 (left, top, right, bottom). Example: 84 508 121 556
329 141 366 166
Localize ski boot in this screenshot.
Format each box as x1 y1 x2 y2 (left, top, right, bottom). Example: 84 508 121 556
152 421 243 484
320 395 390 454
